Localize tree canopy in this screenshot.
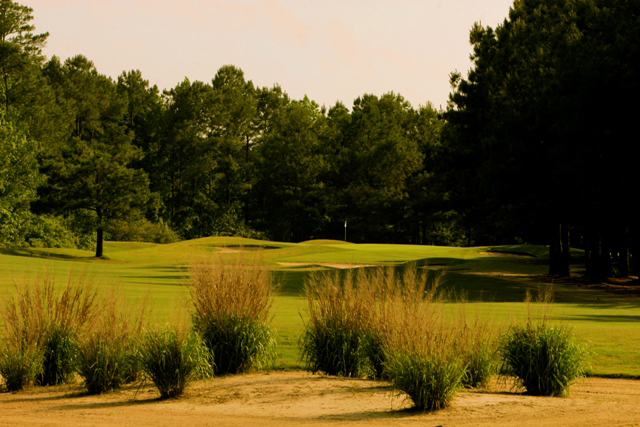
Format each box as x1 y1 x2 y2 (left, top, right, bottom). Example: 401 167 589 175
0 0 637 281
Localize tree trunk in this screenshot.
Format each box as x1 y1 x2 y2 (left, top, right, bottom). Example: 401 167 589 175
619 227 630 278
601 235 612 279
246 135 250 163
549 222 570 277
588 227 603 282
584 232 591 278
96 228 104 258
560 222 571 277
549 223 561 275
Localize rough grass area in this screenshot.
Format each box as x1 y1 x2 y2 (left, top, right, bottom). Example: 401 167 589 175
1 237 639 376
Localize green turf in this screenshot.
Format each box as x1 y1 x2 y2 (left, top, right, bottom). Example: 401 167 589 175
1 237 638 376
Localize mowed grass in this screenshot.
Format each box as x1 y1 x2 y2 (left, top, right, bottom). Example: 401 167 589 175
0 237 638 376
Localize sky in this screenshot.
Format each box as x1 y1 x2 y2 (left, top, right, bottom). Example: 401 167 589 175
25 0 514 110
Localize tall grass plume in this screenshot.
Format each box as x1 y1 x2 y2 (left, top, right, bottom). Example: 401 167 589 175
500 286 587 397
77 291 147 394
301 269 375 377
138 327 212 398
301 264 496 410
1 270 98 386
189 258 276 375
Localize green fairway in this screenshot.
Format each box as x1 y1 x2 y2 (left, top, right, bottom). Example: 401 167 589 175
1 237 638 376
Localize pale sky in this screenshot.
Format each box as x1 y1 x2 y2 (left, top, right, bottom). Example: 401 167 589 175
26 0 514 110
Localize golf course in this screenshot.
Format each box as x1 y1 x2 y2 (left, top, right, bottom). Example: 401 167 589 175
2 237 640 426
1 236 638 377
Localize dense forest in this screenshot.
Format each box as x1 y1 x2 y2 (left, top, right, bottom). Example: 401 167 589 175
0 0 637 281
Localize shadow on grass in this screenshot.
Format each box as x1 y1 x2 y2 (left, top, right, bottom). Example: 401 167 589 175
555 314 640 323
272 264 534 302
0 247 93 261
115 265 190 284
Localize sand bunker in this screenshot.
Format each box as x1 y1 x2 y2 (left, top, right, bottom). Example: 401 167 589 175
277 262 377 269
1 372 639 426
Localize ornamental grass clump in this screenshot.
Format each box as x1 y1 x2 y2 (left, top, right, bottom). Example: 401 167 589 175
381 267 468 411
499 320 588 397
301 269 378 377
77 292 146 394
301 265 447 382
0 344 43 391
189 258 276 375
302 263 490 410
499 287 588 397
459 316 499 389
385 343 466 412
1 271 98 387
138 327 212 398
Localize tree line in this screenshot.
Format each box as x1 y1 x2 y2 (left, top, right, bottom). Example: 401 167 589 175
1 0 637 281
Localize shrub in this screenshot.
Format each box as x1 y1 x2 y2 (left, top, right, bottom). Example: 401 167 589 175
0 344 43 391
138 328 212 398
23 214 96 250
106 218 179 244
1 272 98 386
189 259 276 375
499 321 588 396
77 293 146 394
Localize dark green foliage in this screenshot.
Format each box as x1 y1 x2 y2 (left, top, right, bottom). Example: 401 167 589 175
105 218 179 244
386 349 466 412
37 327 77 386
197 314 275 375
138 329 212 398
0 115 40 245
447 0 640 277
500 322 588 396
24 214 95 250
40 54 150 258
0 345 43 391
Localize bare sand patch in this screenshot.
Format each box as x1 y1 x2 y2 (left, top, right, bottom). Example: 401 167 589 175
277 262 377 269
1 372 639 426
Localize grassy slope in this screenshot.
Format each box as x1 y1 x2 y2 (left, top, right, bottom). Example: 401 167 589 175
0 237 638 376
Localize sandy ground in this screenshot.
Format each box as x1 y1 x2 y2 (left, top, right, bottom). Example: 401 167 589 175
277 262 377 269
1 372 639 426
